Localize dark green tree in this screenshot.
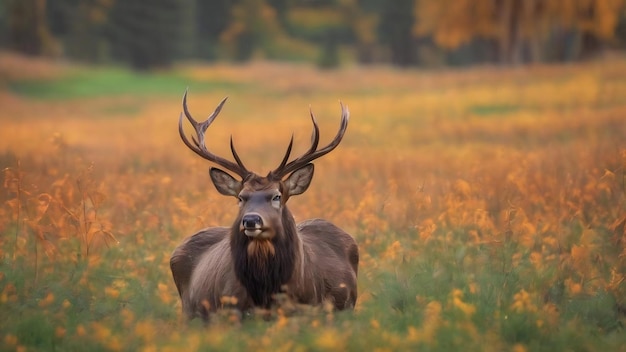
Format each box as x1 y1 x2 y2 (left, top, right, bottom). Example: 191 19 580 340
0 1 7 48
106 0 189 70
317 28 340 69
378 0 416 66
46 0 112 62
266 0 290 26
3 0 57 56
195 0 233 59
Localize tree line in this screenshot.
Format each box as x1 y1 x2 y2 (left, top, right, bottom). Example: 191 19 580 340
1 0 625 70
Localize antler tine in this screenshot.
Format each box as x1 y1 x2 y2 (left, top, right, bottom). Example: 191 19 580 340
230 136 248 171
276 134 295 171
307 106 320 154
182 90 199 128
178 91 249 179
271 102 349 179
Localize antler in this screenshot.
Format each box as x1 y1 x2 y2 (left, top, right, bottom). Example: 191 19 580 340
178 90 250 179
270 102 349 180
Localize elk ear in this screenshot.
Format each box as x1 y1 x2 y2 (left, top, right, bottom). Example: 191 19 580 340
285 163 314 196
209 167 241 197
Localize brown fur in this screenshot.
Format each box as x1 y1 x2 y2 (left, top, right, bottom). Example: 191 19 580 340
170 197 359 320
171 94 356 320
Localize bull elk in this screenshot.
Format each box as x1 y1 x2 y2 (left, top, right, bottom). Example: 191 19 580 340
170 92 359 320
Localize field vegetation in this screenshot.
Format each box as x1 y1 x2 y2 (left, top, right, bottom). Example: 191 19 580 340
1 52 626 351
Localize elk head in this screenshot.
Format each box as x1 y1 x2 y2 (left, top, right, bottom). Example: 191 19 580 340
178 91 349 307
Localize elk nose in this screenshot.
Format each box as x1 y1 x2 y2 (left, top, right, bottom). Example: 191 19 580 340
242 214 263 229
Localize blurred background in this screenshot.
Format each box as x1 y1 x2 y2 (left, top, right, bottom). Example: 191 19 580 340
2 0 626 70
1 2 626 350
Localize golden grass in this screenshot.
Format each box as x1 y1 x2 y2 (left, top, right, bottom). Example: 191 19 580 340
1 53 626 350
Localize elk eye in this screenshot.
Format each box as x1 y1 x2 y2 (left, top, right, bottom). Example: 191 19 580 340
238 196 244 205
271 194 281 208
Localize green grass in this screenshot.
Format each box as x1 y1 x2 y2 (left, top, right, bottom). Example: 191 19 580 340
8 68 248 100
0 216 624 351
468 104 520 117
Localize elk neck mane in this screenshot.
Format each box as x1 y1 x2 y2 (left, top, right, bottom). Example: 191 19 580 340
229 205 302 307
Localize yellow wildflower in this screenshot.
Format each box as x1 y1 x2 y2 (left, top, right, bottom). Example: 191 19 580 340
4 334 18 346
452 289 476 316
316 329 344 350
511 289 537 313
39 292 55 308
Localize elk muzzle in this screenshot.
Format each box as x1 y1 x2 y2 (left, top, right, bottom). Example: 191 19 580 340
241 213 269 238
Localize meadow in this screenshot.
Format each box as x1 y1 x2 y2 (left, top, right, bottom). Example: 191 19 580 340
1 52 626 351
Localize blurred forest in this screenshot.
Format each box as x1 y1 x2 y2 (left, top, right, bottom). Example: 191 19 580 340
1 0 626 70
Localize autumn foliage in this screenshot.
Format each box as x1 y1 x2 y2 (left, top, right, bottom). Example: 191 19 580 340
1 53 626 350
412 0 626 64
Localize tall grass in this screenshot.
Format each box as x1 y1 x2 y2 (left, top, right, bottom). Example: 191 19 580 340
1 55 625 351
7 68 248 100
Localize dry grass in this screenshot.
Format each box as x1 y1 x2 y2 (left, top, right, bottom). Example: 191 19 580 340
1 53 625 351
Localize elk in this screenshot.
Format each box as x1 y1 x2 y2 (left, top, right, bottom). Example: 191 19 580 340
170 91 359 320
